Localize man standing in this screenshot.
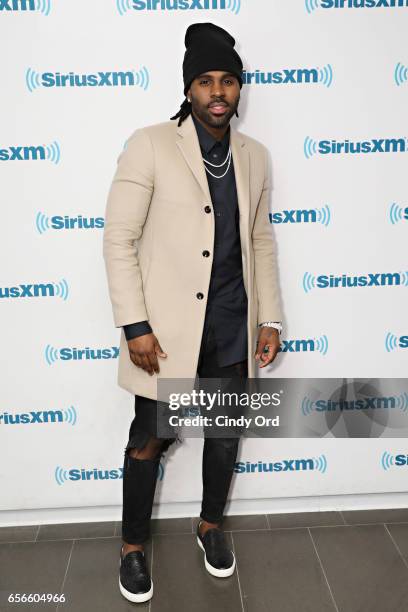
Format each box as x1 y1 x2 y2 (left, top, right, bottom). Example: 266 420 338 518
103 22 283 604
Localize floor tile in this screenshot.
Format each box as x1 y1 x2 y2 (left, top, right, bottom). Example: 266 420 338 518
0 525 38 543
151 532 242 612
151 517 193 535
0 539 72 611
342 508 408 525
116 517 193 538
385 522 408 560
192 514 268 532
267 511 344 529
37 522 116 541
310 524 408 612
232 528 335 612
6 511 408 611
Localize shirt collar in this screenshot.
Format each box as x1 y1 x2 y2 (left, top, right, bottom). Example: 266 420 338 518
192 112 230 155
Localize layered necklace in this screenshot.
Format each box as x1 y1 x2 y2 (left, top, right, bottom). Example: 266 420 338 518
202 146 232 179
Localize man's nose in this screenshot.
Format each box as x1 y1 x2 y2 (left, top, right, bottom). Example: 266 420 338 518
210 82 225 97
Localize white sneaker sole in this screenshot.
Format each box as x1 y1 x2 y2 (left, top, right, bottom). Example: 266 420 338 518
118 556 154 603
196 535 236 578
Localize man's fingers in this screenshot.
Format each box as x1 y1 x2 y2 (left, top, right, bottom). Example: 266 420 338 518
155 341 167 358
128 350 141 369
129 350 153 375
259 344 279 368
127 334 167 375
146 350 160 374
254 340 267 360
140 353 154 375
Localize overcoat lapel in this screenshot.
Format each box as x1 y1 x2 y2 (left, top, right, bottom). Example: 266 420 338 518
230 125 250 258
176 114 212 204
175 114 251 248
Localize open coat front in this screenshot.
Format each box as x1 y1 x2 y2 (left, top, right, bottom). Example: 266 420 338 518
103 114 282 400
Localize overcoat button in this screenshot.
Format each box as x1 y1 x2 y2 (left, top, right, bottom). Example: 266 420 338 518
202 250 210 257
204 206 211 213
196 292 204 299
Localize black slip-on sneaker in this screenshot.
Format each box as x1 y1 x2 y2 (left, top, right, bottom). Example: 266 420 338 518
196 520 236 578
119 544 153 603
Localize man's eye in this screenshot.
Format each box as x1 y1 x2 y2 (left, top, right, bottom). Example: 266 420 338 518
200 80 210 85
224 79 233 85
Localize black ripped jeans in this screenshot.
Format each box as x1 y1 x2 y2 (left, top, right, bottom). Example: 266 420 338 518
121 321 248 544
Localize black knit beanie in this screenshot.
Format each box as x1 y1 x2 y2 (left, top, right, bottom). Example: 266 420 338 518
170 22 243 126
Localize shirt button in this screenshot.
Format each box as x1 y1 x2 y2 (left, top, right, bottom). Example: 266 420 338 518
196 292 204 300
204 206 211 213
202 250 210 257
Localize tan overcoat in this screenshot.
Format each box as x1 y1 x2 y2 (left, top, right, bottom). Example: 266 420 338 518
103 113 282 400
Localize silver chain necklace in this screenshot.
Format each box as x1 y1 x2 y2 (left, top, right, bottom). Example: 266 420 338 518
202 146 232 179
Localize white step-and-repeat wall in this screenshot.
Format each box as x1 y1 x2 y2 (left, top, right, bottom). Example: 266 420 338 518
1 0 407 520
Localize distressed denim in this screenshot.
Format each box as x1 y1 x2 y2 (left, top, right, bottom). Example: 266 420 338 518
121 321 248 544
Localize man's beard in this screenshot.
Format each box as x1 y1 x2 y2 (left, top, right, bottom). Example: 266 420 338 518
191 97 239 129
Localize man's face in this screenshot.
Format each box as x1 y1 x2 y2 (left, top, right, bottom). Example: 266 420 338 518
187 70 240 129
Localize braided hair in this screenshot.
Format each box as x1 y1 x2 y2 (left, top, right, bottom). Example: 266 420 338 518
170 97 192 126
170 98 239 126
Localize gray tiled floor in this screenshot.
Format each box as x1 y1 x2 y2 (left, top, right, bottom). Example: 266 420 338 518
2 510 408 611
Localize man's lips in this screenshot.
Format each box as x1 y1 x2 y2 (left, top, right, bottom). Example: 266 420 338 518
208 103 229 115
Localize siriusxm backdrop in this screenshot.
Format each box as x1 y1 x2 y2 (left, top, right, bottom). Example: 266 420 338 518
1 0 408 524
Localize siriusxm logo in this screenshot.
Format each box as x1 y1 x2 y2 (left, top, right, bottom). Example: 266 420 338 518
270 205 331 226
116 0 241 15
381 451 408 471
0 279 68 300
0 141 60 163
0 406 77 426
303 271 408 293
45 344 119 365
388 202 408 224
385 332 408 352
0 0 50 14
395 62 408 86
55 466 123 484
36 212 104 234
306 0 408 13
304 136 408 159
55 462 164 484
278 335 329 355
302 393 408 415
26 67 150 92
234 454 327 474
243 65 333 88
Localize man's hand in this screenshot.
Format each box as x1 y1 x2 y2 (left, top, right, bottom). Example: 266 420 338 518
254 327 280 368
127 333 167 376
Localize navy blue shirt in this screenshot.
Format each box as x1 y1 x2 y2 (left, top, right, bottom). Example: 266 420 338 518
123 113 248 366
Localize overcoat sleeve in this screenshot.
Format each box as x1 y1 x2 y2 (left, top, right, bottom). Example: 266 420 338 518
102 128 154 328
251 146 283 324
